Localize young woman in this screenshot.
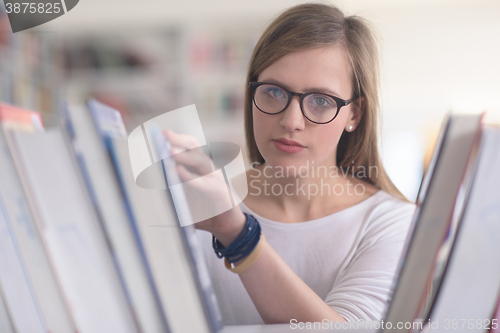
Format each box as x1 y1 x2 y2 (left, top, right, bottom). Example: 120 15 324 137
164 3 416 325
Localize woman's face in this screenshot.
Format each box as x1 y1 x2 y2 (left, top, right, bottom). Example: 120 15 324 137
253 45 359 172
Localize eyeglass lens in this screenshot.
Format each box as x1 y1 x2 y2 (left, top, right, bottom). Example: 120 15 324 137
253 84 338 123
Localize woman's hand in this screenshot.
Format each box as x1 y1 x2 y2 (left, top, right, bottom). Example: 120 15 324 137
163 131 346 324
162 129 246 246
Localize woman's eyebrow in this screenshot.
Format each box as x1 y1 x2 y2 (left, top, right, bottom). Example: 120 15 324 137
303 86 341 97
259 78 341 97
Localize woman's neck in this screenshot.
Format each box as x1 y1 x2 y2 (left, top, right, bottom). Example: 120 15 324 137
243 162 378 223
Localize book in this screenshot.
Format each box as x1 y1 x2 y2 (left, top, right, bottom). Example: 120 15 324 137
9 128 137 333
88 100 222 331
2 137 77 333
282 113 483 333
380 113 483 332
421 125 500 333
0 165 46 333
0 108 76 333
149 125 224 332
107 134 223 333
0 286 15 333
63 100 167 333
0 103 43 131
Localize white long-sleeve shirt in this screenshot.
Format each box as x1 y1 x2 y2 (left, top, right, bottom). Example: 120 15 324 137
195 190 415 325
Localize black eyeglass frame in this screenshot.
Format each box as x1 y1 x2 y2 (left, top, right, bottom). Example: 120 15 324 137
249 81 355 124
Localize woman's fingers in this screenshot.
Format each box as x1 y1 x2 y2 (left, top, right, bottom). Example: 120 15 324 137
163 129 214 177
176 164 200 183
176 163 233 221
163 129 201 150
162 130 243 235
173 147 215 180
176 161 227 196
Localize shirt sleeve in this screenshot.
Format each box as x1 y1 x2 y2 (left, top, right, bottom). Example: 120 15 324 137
324 200 416 322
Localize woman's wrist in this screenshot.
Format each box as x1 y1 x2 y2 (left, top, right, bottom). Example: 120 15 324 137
211 209 247 247
224 234 265 273
213 212 263 274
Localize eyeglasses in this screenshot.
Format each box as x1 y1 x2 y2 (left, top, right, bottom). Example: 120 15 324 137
249 82 354 124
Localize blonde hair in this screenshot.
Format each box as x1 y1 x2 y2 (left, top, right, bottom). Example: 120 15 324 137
244 3 408 201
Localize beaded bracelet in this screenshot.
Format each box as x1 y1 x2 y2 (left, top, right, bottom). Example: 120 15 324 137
212 213 262 265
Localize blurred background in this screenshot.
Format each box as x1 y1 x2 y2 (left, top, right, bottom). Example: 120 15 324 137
1 0 499 202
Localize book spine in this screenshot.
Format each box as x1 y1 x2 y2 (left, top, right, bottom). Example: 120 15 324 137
106 136 172 333
0 194 46 333
0 284 15 333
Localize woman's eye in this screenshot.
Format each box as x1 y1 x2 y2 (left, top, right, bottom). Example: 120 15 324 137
314 96 329 106
265 87 284 98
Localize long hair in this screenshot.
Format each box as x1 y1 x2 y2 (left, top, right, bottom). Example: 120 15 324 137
244 3 408 201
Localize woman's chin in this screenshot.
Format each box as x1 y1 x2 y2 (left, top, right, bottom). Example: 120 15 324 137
261 157 316 176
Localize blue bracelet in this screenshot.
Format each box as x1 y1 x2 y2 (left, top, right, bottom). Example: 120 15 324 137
212 213 261 264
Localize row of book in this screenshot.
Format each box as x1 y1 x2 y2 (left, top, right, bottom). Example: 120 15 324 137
60 31 185 134
0 101 223 333
380 113 500 333
57 26 254 141
0 97 500 333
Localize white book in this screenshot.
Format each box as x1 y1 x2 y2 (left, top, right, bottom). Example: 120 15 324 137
0 129 77 333
108 136 218 333
0 194 45 333
422 126 500 333
10 128 137 333
151 130 224 332
381 113 483 332
63 101 166 333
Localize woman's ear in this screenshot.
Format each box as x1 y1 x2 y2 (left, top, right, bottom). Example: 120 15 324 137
345 96 365 132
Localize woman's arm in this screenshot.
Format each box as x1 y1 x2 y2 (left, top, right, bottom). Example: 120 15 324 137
237 234 347 323
213 207 346 324
324 201 414 321
164 130 346 324
211 211 346 323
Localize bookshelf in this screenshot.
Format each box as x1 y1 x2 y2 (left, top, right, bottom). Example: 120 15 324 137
180 25 257 120
56 24 260 161
178 23 258 163
0 16 62 126
59 28 183 131
0 5 262 166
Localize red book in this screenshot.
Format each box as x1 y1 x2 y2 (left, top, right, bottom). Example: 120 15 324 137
0 103 44 131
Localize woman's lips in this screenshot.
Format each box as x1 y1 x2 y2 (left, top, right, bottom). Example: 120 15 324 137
272 138 305 154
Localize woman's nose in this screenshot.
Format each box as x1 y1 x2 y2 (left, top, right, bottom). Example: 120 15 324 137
279 96 305 132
